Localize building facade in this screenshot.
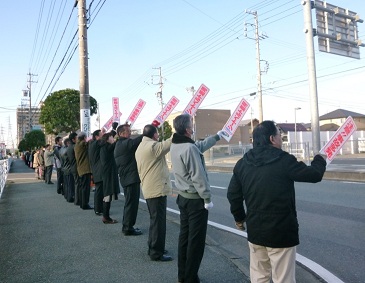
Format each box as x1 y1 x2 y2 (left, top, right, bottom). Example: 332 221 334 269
166 109 257 145
16 107 43 145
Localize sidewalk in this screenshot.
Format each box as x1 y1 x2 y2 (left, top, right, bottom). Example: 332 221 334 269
0 159 323 283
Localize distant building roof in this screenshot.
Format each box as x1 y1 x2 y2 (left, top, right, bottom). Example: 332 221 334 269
277 123 307 133
319 109 365 120
320 123 340 131
239 118 259 126
303 123 311 130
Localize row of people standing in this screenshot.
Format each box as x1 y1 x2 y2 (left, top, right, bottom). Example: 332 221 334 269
52 125 140 227
61 115 223 281
32 145 54 184
49 114 327 283
57 132 93 210
135 115 327 283
81 123 143 228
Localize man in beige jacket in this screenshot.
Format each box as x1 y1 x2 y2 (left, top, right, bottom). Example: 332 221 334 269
135 124 173 262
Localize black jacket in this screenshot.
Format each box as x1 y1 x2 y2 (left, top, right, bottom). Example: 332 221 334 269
114 135 143 187
100 142 120 197
60 146 70 175
88 139 103 183
227 145 326 248
66 142 77 175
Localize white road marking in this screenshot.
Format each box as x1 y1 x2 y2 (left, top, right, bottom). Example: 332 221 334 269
170 179 226 190
211 185 226 190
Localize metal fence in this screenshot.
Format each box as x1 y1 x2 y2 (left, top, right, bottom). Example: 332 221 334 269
282 142 311 164
0 158 12 199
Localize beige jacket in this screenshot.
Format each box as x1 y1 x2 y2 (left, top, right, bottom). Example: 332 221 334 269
135 136 172 199
32 152 40 168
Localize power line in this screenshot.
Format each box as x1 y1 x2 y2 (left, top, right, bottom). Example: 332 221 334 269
32 4 77 108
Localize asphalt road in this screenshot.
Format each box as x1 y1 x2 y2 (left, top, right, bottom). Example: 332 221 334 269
328 158 365 172
168 172 365 283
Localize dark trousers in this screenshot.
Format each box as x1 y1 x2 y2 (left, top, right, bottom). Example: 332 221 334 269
45 165 53 183
66 174 75 203
176 195 208 283
79 173 91 209
72 172 80 205
146 196 167 260
94 181 103 213
56 168 63 194
122 182 140 232
63 173 69 200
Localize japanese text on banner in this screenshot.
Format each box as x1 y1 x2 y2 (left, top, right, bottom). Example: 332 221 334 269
320 116 357 164
183 84 210 116
112 97 120 122
221 98 250 142
103 111 122 131
126 99 146 126
155 96 180 125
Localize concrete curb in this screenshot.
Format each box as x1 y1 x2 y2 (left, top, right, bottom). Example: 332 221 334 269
323 171 365 182
205 165 365 183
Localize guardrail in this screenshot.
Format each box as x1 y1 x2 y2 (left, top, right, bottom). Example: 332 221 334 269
0 158 12 198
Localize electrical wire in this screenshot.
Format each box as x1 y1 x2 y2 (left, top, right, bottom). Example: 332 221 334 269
29 0 45 68
26 0 364 126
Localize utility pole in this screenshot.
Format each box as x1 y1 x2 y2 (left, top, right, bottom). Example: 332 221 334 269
77 0 90 136
245 10 267 123
97 103 101 129
27 72 38 132
152 67 164 137
302 0 321 154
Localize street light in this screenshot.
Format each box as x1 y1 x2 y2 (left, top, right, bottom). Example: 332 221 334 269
294 107 301 152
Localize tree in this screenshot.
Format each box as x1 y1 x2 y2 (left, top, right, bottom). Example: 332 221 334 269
26 130 46 150
39 88 98 135
18 139 28 152
158 121 172 141
18 130 45 151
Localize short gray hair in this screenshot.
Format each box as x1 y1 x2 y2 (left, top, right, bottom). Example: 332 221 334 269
173 114 192 135
77 132 87 141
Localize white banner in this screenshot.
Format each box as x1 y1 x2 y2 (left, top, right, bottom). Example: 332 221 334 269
112 97 120 122
126 99 146 126
153 96 180 126
320 116 357 164
102 111 122 131
183 84 210 116
220 98 250 142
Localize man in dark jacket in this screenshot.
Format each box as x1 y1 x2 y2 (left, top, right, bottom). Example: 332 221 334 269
114 123 143 236
53 136 63 194
227 120 327 283
74 132 93 210
66 132 79 205
88 129 104 215
60 138 71 201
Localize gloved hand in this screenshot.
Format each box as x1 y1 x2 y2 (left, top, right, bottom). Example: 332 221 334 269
204 202 214 210
216 130 226 139
152 120 160 127
235 221 245 231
